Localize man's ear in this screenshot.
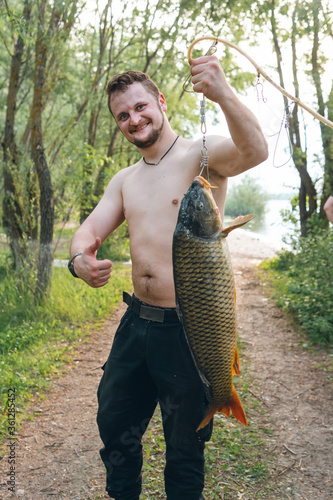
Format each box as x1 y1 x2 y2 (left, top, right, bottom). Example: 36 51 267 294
159 93 167 112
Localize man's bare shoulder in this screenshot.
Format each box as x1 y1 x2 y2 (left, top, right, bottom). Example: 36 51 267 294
104 161 140 192
179 136 197 155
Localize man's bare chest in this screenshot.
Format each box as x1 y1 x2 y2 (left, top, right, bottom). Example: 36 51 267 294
122 171 194 222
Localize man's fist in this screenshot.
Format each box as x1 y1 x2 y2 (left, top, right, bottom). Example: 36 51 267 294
74 237 112 288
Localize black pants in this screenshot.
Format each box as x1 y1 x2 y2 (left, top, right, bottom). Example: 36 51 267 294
97 296 213 500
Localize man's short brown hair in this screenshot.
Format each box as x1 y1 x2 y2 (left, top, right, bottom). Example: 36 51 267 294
106 70 161 115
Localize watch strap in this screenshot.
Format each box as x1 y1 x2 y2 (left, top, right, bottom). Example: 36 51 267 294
68 252 83 278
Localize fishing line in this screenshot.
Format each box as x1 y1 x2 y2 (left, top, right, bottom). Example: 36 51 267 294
183 41 218 181
253 72 294 168
199 96 210 182
255 73 268 104
270 102 296 168
183 36 333 177
186 36 333 130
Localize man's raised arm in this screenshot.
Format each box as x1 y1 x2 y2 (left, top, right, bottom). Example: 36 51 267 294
190 55 268 177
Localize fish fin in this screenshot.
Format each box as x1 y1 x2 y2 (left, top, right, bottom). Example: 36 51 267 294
228 387 247 426
232 346 241 376
222 214 254 236
196 404 221 430
196 388 247 430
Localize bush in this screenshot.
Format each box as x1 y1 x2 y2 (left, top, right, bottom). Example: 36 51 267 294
262 227 333 345
225 176 268 220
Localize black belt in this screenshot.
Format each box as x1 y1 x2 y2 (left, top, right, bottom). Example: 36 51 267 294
123 292 179 323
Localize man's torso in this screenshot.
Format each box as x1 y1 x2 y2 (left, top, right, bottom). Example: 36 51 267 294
121 138 228 307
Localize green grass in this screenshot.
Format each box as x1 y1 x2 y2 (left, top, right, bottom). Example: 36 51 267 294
87 340 293 499
138 377 293 499
88 340 295 500
0 262 132 449
91 382 293 500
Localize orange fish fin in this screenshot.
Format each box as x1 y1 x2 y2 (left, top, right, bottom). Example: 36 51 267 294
228 388 247 426
222 214 254 236
196 389 247 430
232 346 241 376
196 404 220 430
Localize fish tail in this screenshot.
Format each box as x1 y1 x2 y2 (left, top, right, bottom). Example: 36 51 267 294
196 388 247 430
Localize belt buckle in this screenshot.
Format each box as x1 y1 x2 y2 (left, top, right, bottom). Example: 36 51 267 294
140 305 165 323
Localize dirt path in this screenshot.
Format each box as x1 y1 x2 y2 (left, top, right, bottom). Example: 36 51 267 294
1 230 332 499
228 230 333 500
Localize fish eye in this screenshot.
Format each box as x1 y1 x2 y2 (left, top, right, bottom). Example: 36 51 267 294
197 202 204 210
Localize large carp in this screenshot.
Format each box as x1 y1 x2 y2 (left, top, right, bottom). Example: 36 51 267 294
172 176 253 430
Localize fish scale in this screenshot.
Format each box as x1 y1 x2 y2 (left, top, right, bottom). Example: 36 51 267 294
174 234 236 399
173 176 253 430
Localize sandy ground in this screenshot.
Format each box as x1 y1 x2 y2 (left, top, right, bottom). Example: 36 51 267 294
0 229 332 499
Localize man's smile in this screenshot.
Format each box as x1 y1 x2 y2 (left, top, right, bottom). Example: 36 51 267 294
130 121 151 134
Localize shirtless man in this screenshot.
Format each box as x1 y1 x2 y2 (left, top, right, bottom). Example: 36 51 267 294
69 55 268 500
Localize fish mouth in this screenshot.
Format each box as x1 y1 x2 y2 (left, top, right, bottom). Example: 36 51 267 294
192 176 220 218
194 176 217 189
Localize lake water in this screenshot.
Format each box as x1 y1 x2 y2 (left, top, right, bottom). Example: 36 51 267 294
246 198 293 251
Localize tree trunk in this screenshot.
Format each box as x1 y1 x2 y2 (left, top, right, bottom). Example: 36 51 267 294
311 0 333 221
291 3 317 235
270 0 317 237
31 0 54 299
320 84 333 217
2 0 33 269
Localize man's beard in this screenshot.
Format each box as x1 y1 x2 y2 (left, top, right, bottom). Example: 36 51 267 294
132 114 165 149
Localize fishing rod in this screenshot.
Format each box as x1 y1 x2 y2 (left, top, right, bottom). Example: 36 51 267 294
187 36 333 130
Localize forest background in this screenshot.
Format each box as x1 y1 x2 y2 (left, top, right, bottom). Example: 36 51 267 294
0 0 332 446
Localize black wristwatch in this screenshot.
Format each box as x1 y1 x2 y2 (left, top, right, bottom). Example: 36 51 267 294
68 252 83 278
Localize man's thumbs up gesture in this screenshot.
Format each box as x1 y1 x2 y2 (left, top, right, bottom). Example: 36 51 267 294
73 237 112 288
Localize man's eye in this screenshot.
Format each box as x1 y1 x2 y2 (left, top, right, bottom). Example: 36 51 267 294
119 114 128 121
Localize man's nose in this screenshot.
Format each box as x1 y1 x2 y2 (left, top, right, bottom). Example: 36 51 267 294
129 111 142 125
